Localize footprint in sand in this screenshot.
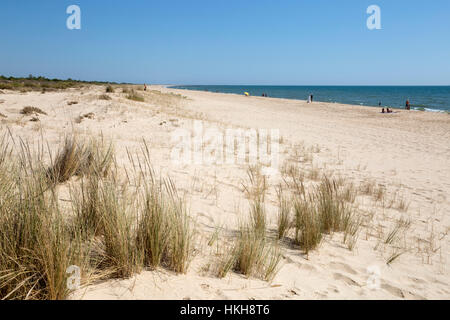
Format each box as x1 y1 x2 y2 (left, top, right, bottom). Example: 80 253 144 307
327 285 340 294
329 261 358 275
381 283 405 298
299 263 319 273
333 273 361 287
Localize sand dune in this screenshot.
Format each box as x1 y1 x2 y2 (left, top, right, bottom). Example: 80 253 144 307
1 85 448 299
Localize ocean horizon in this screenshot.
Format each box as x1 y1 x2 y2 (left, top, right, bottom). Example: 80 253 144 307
171 85 450 112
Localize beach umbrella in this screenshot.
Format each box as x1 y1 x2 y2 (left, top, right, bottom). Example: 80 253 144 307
244 92 250 96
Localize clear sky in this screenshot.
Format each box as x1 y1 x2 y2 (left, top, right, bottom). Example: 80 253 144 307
1 0 449 85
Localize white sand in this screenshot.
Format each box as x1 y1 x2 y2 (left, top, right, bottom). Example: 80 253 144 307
1 85 449 300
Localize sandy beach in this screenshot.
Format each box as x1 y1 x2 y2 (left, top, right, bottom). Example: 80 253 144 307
1 85 449 300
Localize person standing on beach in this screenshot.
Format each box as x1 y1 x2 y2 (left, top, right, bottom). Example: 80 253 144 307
406 99 410 110
307 95 311 103
311 94 314 103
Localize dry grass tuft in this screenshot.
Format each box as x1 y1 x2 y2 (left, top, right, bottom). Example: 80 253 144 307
218 225 281 281
126 90 145 102
293 195 323 254
0 140 81 300
0 134 196 299
133 145 194 274
283 177 363 255
21 106 47 116
216 165 281 281
99 94 112 101
385 217 411 245
276 187 292 240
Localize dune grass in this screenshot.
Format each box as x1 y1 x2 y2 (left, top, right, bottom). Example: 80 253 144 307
126 90 145 102
276 187 292 240
216 166 281 281
293 194 323 254
0 75 115 92
99 94 112 101
0 133 194 299
279 176 363 255
0 142 79 299
217 223 281 281
133 146 194 274
21 106 47 116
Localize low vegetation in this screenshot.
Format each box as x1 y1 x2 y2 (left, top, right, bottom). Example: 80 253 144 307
21 106 47 116
0 75 117 92
216 166 281 281
126 90 145 102
0 134 194 300
99 94 112 100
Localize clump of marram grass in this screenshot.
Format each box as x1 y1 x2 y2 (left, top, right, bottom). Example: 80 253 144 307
215 244 238 279
216 165 281 281
0 140 82 300
127 90 145 102
106 85 114 93
71 173 102 237
47 136 85 184
217 224 281 281
242 165 268 238
70 140 114 237
72 140 195 276
293 194 323 255
95 180 143 278
1 134 197 299
47 136 113 184
339 182 358 203
132 144 194 274
276 187 292 240
384 217 411 245
250 197 267 238
136 179 194 274
242 165 268 200
316 178 353 234
21 106 47 116
165 186 194 274
283 177 363 255
99 94 112 101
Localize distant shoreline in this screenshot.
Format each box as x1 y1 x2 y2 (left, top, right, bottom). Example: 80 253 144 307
169 85 450 113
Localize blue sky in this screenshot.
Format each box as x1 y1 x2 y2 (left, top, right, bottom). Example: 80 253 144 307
1 0 449 85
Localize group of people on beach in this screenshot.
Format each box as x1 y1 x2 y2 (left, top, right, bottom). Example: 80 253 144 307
380 99 411 113
307 94 314 103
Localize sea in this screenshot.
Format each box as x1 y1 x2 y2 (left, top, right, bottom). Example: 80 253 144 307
170 85 450 112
